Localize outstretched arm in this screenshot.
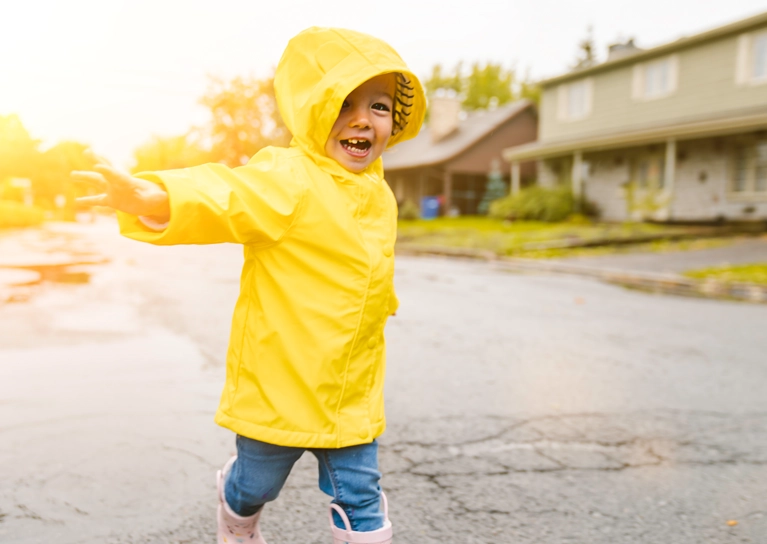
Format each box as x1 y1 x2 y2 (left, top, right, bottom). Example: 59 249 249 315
72 159 170 223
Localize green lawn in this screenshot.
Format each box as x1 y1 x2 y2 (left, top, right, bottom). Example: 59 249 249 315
684 263 767 285
396 217 723 258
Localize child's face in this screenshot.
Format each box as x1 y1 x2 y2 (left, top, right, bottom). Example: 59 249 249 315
324 74 396 173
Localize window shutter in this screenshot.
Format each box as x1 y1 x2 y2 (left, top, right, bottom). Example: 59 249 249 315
557 84 568 121
584 78 594 117
668 55 680 94
632 63 644 100
735 33 751 85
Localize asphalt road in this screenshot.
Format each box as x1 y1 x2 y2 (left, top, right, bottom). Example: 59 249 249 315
1 223 766 544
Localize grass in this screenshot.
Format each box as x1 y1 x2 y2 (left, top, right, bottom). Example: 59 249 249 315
684 263 767 285
0 200 44 229
396 216 726 258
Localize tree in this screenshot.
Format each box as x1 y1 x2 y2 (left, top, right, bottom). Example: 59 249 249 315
132 132 211 173
0 114 40 180
477 161 508 215
463 62 515 110
424 63 463 97
572 26 597 70
422 62 540 117
200 75 290 167
37 141 97 217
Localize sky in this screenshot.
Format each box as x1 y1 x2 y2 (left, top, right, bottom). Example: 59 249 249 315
1 0 766 168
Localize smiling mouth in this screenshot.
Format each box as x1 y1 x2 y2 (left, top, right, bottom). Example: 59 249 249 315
341 138 372 156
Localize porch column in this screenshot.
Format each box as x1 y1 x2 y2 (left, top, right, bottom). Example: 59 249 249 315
572 150 583 211
443 170 452 215
510 161 521 195
664 138 676 193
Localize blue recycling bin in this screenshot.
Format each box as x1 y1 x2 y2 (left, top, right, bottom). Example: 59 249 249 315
420 196 440 220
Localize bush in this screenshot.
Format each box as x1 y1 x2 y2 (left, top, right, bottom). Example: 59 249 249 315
488 186 574 222
488 186 599 222
398 199 420 221
0 200 45 228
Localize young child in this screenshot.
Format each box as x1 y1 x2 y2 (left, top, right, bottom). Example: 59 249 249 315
74 27 425 544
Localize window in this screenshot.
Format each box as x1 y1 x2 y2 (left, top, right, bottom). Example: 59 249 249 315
736 31 767 85
632 55 679 100
731 141 767 194
557 78 593 121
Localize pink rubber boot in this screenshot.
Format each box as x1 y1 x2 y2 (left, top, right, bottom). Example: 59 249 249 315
216 456 268 544
328 492 393 544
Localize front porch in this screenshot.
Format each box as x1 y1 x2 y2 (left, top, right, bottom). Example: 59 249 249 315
504 111 767 222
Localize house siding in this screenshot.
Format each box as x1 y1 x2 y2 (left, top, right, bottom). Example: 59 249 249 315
446 109 538 174
567 137 767 222
540 27 767 143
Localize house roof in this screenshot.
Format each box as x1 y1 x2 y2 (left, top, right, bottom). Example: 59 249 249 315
383 100 534 171
503 107 767 162
541 10 767 87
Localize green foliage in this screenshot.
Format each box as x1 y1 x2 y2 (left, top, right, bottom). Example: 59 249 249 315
424 63 463 97
398 199 420 221
423 61 540 116
463 62 514 110
0 114 39 181
684 263 767 285
200 75 290 167
477 168 507 215
0 200 44 228
489 186 576 222
132 133 211 173
0 115 95 220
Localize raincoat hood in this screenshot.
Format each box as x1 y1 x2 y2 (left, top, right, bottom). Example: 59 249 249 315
274 27 426 179
120 28 422 449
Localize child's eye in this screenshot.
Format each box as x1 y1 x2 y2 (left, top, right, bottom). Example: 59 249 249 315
340 100 350 109
372 103 391 112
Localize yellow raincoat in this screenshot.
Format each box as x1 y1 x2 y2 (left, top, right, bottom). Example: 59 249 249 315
118 28 426 448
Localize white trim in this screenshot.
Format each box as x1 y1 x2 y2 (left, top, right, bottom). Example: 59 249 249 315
631 54 679 101
557 84 568 121
735 33 752 85
631 64 644 100
735 30 767 86
557 78 594 122
752 30 767 83
668 55 680 94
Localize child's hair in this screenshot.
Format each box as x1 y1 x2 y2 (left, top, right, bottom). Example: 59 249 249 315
273 27 426 157
392 73 416 137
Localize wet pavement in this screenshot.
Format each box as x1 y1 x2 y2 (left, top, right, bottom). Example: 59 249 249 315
549 235 767 274
1 222 767 543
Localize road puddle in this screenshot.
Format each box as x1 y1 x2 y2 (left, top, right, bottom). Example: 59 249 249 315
0 226 109 301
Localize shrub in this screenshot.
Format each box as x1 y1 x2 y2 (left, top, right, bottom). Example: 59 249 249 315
489 186 573 222
489 186 599 222
398 199 420 221
0 200 45 228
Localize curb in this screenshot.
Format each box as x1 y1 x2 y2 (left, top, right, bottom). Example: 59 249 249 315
396 245 767 304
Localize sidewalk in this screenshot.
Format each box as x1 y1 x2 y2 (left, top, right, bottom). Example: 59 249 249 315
398 235 767 303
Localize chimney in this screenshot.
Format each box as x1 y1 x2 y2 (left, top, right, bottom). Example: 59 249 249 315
607 38 642 62
429 90 462 143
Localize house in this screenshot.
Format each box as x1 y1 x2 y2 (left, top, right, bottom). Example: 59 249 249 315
383 97 537 215
503 11 767 222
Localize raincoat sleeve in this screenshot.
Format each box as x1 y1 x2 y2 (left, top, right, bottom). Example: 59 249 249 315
389 287 400 315
117 149 304 247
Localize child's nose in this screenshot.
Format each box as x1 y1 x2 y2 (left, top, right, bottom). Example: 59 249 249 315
348 107 371 128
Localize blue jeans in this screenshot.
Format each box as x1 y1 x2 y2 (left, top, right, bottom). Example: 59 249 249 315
224 435 384 532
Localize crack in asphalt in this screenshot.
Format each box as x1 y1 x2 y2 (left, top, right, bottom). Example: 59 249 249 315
374 411 767 520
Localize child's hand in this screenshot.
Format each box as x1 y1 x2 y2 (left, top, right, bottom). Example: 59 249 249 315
72 156 170 221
